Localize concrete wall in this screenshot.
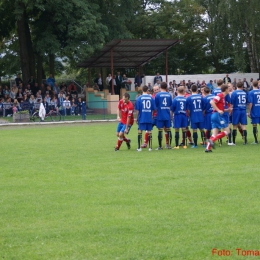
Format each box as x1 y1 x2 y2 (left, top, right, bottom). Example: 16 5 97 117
142 73 259 85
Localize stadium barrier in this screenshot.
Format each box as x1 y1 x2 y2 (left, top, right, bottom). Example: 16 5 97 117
0 100 137 124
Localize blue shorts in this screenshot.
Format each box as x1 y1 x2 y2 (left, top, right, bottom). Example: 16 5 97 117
211 112 228 129
174 114 188 129
139 123 153 131
232 109 247 125
191 121 204 130
223 112 229 126
117 122 132 134
156 120 171 129
204 113 212 131
251 117 260 124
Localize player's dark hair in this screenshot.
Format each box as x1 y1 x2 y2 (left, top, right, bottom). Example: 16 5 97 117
237 82 243 89
217 79 223 86
253 80 258 88
142 85 148 92
204 86 210 94
191 84 198 92
124 92 130 99
161 82 167 90
221 84 228 92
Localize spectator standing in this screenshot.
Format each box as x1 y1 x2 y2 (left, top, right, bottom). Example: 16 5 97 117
15 74 23 87
46 74 55 88
223 74 231 84
115 72 122 95
94 73 103 91
206 80 214 92
153 72 163 85
27 76 35 89
134 72 144 88
106 74 112 88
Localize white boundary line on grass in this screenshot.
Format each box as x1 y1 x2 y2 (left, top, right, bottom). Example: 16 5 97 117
0 119 118 127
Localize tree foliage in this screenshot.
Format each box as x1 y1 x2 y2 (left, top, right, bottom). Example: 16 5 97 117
0 0 260 82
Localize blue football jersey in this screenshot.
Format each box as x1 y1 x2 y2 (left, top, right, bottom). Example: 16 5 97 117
171 96 187 115
248 89 260 117
186 94 204 123
212 88 222 96
155 92 172 120
203 94 215 114
231 90 247 110
135 94 155 123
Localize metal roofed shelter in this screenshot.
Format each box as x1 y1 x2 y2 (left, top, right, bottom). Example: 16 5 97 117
78 39 180 94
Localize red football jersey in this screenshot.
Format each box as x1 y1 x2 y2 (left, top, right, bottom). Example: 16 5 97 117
118 99 134 125
212 93 225 112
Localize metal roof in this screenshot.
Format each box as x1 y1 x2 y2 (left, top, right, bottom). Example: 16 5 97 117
77 39 180 68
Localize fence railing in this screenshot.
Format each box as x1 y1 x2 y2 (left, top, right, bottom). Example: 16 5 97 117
0 100 136 124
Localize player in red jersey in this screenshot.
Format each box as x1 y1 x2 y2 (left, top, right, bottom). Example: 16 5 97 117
115 93 134 151
205 84 232 152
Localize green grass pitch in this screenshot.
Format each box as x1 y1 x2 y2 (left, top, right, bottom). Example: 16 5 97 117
1 122 260 259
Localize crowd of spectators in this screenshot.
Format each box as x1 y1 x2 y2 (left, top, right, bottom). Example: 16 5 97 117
0 74 83 117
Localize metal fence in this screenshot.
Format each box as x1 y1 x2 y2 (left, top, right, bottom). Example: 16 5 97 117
0 100 136 124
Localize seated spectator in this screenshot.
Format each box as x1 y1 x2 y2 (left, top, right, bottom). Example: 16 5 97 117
34 98 41 111
12 99 21 114
17 88 23 102
35 92 42 103
59 82 67 91
71 98 77 115
49 95 58 112
29 95 36 114
0 85 3 98
3 85 10 96
53 83 59 95
9 86 17 101
20 95 30 111
3 97 12 116
0 98 3 116
63 95 72 116
68 82 77 95
45 93 51 103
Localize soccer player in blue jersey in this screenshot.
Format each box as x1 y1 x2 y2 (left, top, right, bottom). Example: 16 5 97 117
135 85 155 151
155 82 173 150
230 81 248 144
186 84 205 148
203 87 215 142
212 79 223 96
248 80 260 144
171 86 188 149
